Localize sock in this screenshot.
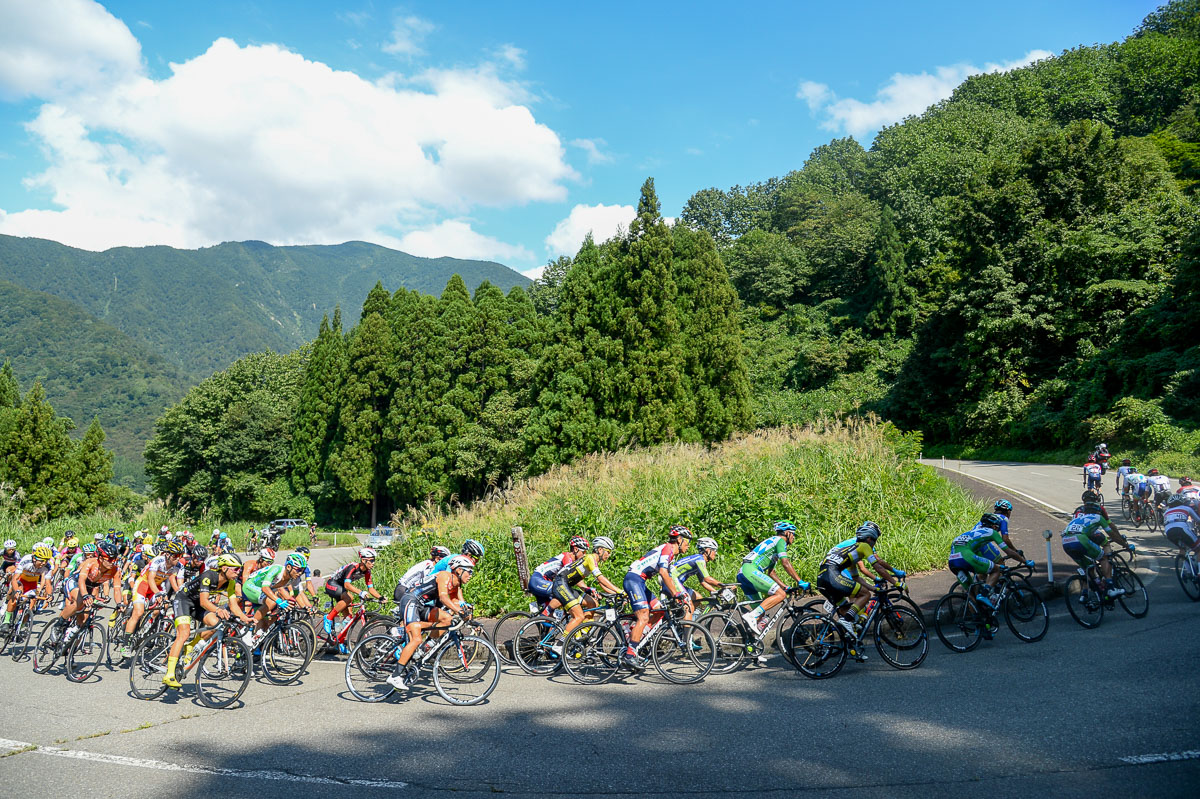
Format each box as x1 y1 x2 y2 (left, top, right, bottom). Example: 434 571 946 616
325 610 337 621
166 656 178 679
745 606 762 620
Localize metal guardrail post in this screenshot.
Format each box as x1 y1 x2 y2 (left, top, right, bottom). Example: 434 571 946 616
1043 529 1054 584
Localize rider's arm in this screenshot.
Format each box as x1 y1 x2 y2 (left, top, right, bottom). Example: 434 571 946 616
870 556 901 585
656 565 685 599
435 572 465 615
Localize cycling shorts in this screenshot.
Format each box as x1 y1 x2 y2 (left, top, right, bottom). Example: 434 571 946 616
736 564 779 602
528 572 554 602
1164 522 1198 550
552 575 584 612
1085 474 1101 490
623 572 655 611
17 577 38 595
398 593 430 625
948 546 995 584
133 580 159 604
1062 534 1104 567
242 582 265 605
324 582 350 603
172 593 203 626
816 566 858 602
63 576 79 596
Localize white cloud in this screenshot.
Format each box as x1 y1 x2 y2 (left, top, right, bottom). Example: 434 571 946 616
382 14 434 58
799 49 1053 139
0 0 142 100
397 219 532 263
570 137 613 165
544 203 634 257
495 44 525 71
0 24 577 253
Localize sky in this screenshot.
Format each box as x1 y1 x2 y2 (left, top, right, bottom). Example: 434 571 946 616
0 0 1166 278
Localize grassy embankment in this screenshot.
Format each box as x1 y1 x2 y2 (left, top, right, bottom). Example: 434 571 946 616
377 422 984 615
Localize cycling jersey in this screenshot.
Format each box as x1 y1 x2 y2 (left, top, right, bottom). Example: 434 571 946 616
1073 502 1109 520
742 536 788 572
1 548 20 569
670 553 711 590
948 526 1004 578
560 553 604 587
823 538 878 571
399 560 435 590
429 553 476 576
1061 513 1111 567
1116 465 1135 486
1163 500 1200 549
1083 463 1102 479
628 544 674 580
533 552 576 580
1181 486 1200 498
327 561 373 589
66 552 85 577
138 556 181 591
13 555 51 587
243 564 287 603
1147 475 1172 494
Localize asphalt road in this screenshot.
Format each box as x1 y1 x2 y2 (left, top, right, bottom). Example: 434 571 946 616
1 462 1197 798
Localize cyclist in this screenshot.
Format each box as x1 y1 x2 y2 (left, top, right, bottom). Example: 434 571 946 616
552 535 621 645
1147 468 1172 507
1061 505 1127 598
244 552 308 635
1 544 54 635
388 555 476 691
394 545 453 603
816 522 905 647
1179 477 1200 499
1126 468 1152 513
624 526 691 666
1083 457 1103 493
322 548 383 636
431 539 486 575
670 536 723 605
242 547 276 583
739 521 805 630
3 539 22 578
1116 459 1135 494
992 499 1015 549
1092 442 1111 473
162 553 253 689
948 514 1033 620
55 535 81 582
121 540 186 653
1163 492 1200 570
55 541 120 646
527 538 586 613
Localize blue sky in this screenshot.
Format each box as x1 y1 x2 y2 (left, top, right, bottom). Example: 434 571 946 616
0 0 1164 276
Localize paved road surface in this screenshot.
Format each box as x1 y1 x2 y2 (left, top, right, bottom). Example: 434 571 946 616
1 463 1197 798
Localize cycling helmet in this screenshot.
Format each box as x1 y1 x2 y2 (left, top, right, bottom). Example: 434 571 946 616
217 553 243 570
41 537 53 546
462 539 485 560
1122 458 1131 466
81 543 97 555
856 521 882 542
979 513 1003 531
285 553 308 570
1181 477 1193 487
260 547 276 562
668 524 693 540
164 540 186 556
592 536 614 552
93 532 105 541
160 525 169 533
32 545 53 561
64 536 78 548
431 545 451 560
697 537 718 552
1148 468 1160 475
569 536 589 551
3 539 15 549
773 520 797 534
219 532 228 540
140 544 155 557
993 499 1013 514
97 541 118 559
358 547 377 561
448 555 474 573
1081 489 1101 504
191 545 208 562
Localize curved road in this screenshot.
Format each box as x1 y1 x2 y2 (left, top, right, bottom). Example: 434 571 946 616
0 462 1197 798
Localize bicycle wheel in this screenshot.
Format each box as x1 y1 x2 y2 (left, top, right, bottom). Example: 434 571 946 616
195 636 252 708
776 612 801 668
1064 575 1104 629
788 612 847 679
32 620 64 674
650 620 715 684
433 634 500 705
1002 577 1049 642
513 616 562 675
696 612 748 674
873 606 927 669
1147 505 1160 533
9 608 34 662
1114 567 1149 618
128 631 172 700
345 633 401 702
66 622 108 682
561 620 622 685
1121 496 1133 521
260 625 312 685
933 593 983 653
1175 554 1200 601
491 610 535 665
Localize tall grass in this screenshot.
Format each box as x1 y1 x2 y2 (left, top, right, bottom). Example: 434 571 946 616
377 421 984 615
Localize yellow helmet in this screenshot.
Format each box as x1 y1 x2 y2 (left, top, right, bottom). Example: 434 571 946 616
32 545 53 562
65 536 79 548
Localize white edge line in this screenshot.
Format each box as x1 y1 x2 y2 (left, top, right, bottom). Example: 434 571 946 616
931 465 1070 515
0 738 407 789
1119 750 1200 765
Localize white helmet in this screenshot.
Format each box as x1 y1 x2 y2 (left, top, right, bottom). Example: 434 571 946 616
3 539 15 549
42 537 54 546
592 536 615 552
358 547 377 560
212 528 220 536
448 555 474 573
697 537 718 552
204 555 219 570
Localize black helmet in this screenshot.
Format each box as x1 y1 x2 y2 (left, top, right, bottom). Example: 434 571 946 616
979 513 1003 531
856 521 881 543
96 541 119 559
1166 493 1189 508
1121 458 1131 467
192 544 209 562
1081 489 1101 504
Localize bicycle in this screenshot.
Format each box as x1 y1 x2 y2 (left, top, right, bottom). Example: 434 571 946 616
312 599 393 655
247 606 315 684
491 597 565 665
696 583 813 673
514 593 628 680
128 618 253 708
109 593 174 665
1064 548 1148 628
933 563 1049 653
1175 548 1200 602
789 582 928 679
32 601 111 682
1 591 49 662
345 614 500 705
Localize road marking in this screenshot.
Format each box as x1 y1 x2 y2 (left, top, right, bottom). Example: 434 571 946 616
1030 471 1049 477
1120 749 1200 765
931 465 1070 515
0 738 408 788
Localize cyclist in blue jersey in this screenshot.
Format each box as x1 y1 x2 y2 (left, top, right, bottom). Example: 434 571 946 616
670 537 722 607
430 539 485 575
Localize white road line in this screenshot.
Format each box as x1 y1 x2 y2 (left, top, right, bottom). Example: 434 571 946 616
932 465 1070 515
1120 749 1200 765
0 738 407 789
1030 471 1049 477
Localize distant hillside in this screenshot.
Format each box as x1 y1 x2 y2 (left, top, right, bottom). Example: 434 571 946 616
0 235 530 475
0 279 190 466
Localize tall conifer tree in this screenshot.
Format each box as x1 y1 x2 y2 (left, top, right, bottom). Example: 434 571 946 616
5 382 74 520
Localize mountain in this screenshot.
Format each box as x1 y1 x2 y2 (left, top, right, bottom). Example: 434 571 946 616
0 235 531 472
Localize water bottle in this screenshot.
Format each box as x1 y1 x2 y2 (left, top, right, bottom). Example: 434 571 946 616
333 616 349 636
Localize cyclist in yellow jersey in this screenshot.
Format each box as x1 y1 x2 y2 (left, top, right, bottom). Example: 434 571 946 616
552 536 621 641
816 521 904 641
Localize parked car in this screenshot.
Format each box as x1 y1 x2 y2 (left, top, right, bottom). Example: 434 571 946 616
366 526 398 548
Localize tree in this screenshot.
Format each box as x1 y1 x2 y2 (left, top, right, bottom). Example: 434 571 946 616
863 206 918 337
291 310 349 517
5 382 74 521
72 417 114 512
528 255 572 316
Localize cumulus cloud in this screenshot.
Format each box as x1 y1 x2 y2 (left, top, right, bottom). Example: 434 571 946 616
799 49 1053 139
397 219 532 263
544 203 635 257
0 0 142 100
382 14 435 58
570 137 613 165
0 16 577 253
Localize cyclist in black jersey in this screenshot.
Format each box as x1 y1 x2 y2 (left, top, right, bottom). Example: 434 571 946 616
163 553 252 689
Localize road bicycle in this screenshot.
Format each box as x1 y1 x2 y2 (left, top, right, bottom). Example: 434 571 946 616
696 583 812 673
0 591 49 662
311 599 392 655
490 596 565 665
789 582 928 679
109 593 174 666
32 600 111 682
1175 549 1200 601
247 606 315 685
128 618 253 708
1064 548 1148 628
512 593 627 678
345 614 500 705
933 563 1049 652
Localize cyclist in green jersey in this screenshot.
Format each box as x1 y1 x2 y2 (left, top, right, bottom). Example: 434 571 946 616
244 553 308 635
738 521 805 630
